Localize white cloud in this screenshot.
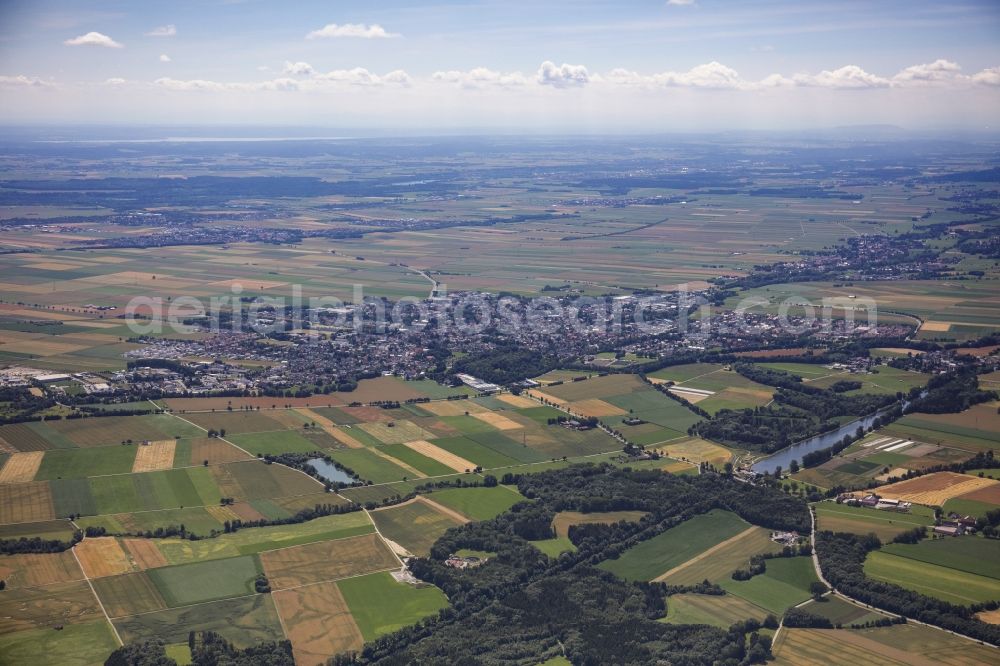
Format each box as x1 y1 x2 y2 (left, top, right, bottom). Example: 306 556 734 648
64 31 123 48
104 77 127 86
609 62 745 89
159 54 171 63
315 67 409 86
153 77 299 92
283 61 315 76
154 77 226 92
793 65 890 89
306 23 398 39
666 0 696 5
146 24 176 37
972 66 1000 86
432 67 528 89
537 61 589 88
0 74 51 88
893 59 960 83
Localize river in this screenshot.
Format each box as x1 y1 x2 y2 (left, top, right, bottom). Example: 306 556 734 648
751 411 888 475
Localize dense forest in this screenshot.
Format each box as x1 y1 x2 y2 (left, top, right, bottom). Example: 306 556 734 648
448 347 560 384
326 464 807 664
905 369 996 414
105 632 294 666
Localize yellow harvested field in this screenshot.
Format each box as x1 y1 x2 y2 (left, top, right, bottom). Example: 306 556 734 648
272 581 364 665
659 438 732 466
122 538 168 570
404 439 477 472
552 510 649 538
876 471 1000 506
0 482 56 523
75 537 135 579
420 400 489 416
0 451 44 483
293 407 333 426
260 533 398 590
358 419 434 445
976 608 1000 624
24 261 87 270
471 411 524 430
919 321 952 332
526 390 566 405
0 551 83 589
131 440 176 473
495 394 536 409
188 438 254 464
774 628 930 666
0 339 90 356
208 277 288 290
566 398 627 417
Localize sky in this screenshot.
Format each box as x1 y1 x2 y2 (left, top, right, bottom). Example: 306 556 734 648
1 0 999 132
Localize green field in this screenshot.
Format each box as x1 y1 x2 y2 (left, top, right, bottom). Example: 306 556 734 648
156 512 374 564
148 555 262 607
35 446 138 480
864 550 1000 605
531 536 576 558
796 596 886 627
720 556 819 614
380 443 456 477
424 486 523 521
430 435 519 469
113 594 285 648
880 537 1000 579
229 430 319 456
329 448 411 484
337 571 448 641
598 509 748 582
0 619 120 666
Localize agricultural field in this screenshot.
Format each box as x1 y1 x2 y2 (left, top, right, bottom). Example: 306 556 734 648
719 556 820 614
551 510 649 538
864 539 1000 606
337 571 449 641
773 623 1000 665
792 418 991 491
814 502 935 540
662 593 769 628
598 509 750 582
531 373 704 446
648 363 775 414
422 486 523 522
369 498 465 557
731 279 1000 341
875 471 999 506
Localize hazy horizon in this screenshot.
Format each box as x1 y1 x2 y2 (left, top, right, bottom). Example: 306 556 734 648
1 0 999 131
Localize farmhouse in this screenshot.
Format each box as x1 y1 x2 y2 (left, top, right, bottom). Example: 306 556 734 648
933 522 965 537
